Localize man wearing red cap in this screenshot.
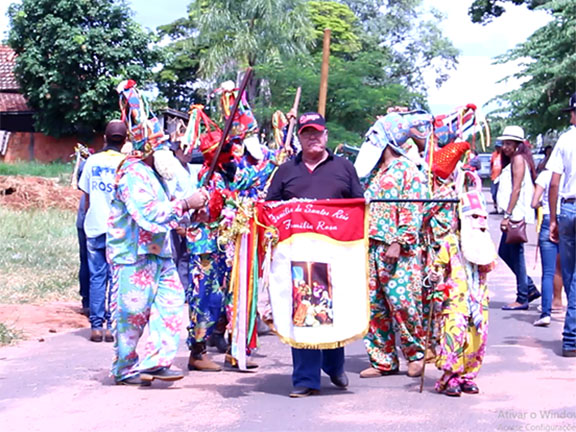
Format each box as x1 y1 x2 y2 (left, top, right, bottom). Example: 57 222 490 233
266 112 364 397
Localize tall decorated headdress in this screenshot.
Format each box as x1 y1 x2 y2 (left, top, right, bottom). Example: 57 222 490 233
354 110 434 178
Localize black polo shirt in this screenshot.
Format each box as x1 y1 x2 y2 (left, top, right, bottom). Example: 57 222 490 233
266 150 364 200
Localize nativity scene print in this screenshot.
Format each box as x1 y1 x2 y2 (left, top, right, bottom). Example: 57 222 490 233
291 261 334 327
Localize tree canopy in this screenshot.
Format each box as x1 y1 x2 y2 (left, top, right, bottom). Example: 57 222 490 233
7 0 159 137
155 0 457 145
483 0 575 136
468 0 548 23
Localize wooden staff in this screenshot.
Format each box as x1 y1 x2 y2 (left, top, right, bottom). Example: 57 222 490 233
285 87 301 152
419 287 436 393
202 67 253 187
318 29 331 117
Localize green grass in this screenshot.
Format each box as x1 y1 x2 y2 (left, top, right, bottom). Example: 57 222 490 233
0 322 23 346
0 207 79 304
0 161 73 184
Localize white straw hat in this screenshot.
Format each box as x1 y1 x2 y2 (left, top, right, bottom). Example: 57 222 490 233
497 125 525 142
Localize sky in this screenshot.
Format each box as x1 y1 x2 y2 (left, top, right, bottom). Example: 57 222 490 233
0 0 552 116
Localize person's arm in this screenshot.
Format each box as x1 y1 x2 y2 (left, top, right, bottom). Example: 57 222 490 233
265 165 285 201
347 162 365 198
531 184 544 209
500 155 525 231
549 172 561 243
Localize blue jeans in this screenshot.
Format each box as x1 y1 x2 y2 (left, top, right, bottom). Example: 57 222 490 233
558 203 576 351
491 181 499 209
539 216 559 318
77 228 90 309
498 232 538 304
291 347 345 390
87 234 111 329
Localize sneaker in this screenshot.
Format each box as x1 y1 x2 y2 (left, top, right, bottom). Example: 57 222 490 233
533 316 551 327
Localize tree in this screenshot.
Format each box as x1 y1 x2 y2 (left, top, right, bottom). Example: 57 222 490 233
191 0 313 98
155 15 205 112
339 0 459 92
7 0 159 137
307 1 362 57
482 0 575 135
468 0 548 23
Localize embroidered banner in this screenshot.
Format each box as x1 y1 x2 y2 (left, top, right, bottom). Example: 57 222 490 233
258 198 369 349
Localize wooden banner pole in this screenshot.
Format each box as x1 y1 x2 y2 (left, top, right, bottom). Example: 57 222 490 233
318 28 331 117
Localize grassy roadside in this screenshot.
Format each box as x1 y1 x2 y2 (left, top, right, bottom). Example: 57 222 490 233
0 322 23 345
0 161 73 184
0 207 79 304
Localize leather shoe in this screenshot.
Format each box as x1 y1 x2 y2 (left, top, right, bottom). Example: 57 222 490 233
104 330 114 343
115 374 151 387
407 359 424 377
360 367 398 378
140 368 184 383
188 353 222 372
330 372 349 388
460 381 479 394
207 333 229 353
528 290 541 303
442 385 462 397
224 354 258 370
501 302 529 311
562 349 576 358
89 329 103 342
289 387 319 398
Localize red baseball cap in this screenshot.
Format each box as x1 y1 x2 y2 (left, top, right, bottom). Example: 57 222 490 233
297 112 326 134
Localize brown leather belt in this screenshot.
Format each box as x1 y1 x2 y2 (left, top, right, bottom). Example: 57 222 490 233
562 198 576 204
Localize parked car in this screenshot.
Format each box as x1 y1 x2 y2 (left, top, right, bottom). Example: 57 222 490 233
475 153 492 179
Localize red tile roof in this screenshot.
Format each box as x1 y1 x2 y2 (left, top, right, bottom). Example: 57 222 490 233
0 45 20 92
0 92 30 112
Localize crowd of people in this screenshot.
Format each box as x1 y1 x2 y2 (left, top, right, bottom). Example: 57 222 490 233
74 82 576 397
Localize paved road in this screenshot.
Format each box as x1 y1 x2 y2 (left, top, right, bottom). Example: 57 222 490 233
1 195 575 432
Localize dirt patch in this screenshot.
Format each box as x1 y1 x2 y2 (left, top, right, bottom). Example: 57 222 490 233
0 301 89 341
0 175 81 211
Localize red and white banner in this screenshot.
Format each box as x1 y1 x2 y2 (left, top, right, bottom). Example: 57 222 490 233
258 198 369 349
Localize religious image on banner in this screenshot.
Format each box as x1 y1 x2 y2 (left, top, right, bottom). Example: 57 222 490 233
257 198 369 350
291 261 333 327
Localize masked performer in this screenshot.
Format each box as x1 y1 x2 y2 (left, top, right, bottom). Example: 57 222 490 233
431 171 496 396
108 81 209 386
354 111 433 378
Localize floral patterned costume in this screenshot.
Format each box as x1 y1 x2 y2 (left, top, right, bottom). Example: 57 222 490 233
363 157 426 371
185 171 230 350
433 233 491 392
107 158 187 381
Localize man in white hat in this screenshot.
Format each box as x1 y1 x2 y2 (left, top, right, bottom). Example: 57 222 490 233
547 92 576 358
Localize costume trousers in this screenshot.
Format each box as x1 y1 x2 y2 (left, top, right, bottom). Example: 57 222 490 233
435 307 488 390
186 251 228 349
364 241 424 371
291 347 344 390
110 256 184 381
